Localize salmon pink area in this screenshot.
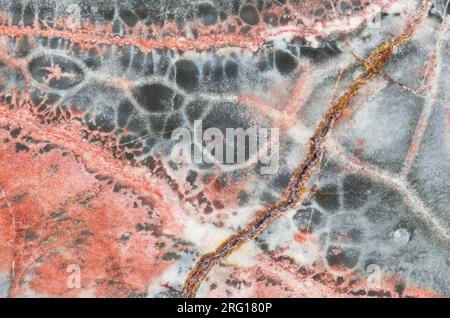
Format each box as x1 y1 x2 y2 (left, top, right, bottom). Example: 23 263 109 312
0 119 186 297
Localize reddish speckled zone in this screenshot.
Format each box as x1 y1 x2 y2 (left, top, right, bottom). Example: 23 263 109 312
0 106 186 297
201 252 439 298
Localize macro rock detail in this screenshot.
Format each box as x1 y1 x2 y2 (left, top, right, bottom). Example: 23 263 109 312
0 0 449 298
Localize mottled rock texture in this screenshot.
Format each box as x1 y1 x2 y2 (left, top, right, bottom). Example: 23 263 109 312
0 0 449 298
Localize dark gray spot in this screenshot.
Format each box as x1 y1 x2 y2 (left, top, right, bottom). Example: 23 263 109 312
197 2 218 25
133 83 175 113
29 54 84 90
240 4 259 25
175 60 199 92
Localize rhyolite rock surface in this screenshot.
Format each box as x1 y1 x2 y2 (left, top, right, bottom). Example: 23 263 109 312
0 0 449 297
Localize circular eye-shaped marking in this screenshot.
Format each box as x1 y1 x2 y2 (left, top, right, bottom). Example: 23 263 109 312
132 83 175 113
240 4 259 25
28 54 85 90
393 228 410 246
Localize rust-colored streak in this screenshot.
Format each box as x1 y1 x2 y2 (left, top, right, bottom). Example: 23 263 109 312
0 23 263 53
183 1 431 298
0 1 386 54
